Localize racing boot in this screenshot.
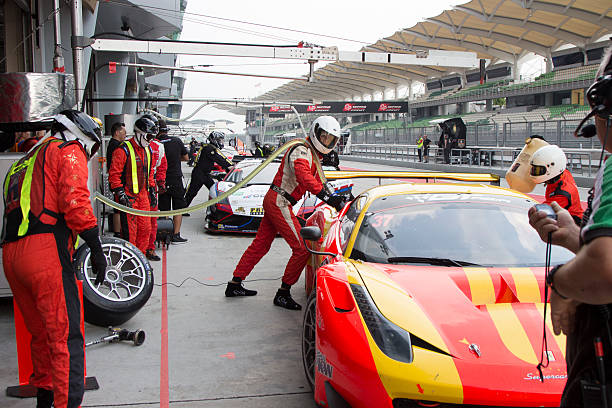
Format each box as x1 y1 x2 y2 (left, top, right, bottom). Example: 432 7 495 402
273 288 302 310
225 278 257 297
146 249 161 262
36 387 54 408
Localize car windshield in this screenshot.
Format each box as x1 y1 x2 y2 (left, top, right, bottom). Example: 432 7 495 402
349 193 574 267
226 162 280 185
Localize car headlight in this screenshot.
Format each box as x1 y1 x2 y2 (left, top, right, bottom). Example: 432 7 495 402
350 283 413 363
213 185 232 212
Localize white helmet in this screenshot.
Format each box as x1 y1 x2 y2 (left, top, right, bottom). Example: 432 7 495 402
52 110 102 159
529 145 567 184
309 116 340 154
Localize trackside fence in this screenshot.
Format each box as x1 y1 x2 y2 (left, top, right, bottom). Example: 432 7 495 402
348 144 601 178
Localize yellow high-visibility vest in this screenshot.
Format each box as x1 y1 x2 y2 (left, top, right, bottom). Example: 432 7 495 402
124 141 151 194
3 139 59 237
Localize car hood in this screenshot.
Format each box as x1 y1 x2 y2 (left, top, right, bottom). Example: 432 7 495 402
353 261 567 374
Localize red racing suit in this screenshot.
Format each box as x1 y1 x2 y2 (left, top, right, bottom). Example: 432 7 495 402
109 138 154 253
148 139 167 251
2 137 97 408
233 141 324 285
545 169 584 224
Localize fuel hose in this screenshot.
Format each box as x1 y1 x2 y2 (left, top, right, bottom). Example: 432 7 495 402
94 138 326 217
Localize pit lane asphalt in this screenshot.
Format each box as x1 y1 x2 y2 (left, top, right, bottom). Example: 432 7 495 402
0 159 591 407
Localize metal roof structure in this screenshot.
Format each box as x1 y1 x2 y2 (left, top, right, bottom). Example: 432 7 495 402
254 0 612 104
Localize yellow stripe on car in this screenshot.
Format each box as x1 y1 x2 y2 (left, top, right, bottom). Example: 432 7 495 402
486 303 539 364
509 267 541 303
463 268 496 305
535 303 566 358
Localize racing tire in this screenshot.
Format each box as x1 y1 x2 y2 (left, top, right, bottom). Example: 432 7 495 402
302 292 317 391
74 236 154 327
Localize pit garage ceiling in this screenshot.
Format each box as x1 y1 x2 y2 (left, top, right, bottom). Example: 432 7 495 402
254 0 612 104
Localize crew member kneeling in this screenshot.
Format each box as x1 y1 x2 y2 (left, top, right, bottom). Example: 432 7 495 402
2 110 107 408
226 116 346 310
109 117 157 254
530 144 584 225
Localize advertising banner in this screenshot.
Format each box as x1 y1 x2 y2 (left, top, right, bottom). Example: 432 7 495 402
266 101 408 114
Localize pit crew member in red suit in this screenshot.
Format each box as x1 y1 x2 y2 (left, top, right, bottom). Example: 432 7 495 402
109 117 156 254
226 116 346 310
2 110 107 408
139 115 167 261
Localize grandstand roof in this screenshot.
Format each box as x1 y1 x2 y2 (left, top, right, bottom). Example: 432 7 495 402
254 0 612 104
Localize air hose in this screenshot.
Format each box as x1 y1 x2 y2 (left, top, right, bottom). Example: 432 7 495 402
94 138 326 217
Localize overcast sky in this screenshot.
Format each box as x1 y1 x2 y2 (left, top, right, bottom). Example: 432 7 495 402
177 1 470 132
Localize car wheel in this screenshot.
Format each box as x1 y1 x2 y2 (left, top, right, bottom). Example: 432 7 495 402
302 292 317 391
74 236 154 327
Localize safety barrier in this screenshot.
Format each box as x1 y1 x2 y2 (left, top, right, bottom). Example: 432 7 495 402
350 118 603 150
348 144 600 178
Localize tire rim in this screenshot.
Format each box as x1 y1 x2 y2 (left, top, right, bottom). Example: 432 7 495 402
302 298 316 387
84 243 148 302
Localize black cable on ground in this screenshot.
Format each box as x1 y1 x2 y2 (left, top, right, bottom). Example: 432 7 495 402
153 276 283 288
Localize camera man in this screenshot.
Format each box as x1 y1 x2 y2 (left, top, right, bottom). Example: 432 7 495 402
528 46 612 407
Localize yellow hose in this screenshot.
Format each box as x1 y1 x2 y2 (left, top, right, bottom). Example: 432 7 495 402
95 139 325 217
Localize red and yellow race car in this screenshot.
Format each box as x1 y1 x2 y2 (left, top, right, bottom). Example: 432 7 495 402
300 171 573 408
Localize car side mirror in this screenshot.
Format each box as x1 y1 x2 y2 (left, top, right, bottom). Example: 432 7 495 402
300 226 339 258
300 226 321 242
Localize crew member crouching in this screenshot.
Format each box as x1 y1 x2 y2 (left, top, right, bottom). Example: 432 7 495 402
530 144 584 225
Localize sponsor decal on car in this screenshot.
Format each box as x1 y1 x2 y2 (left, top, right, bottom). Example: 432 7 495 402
250 207 264 216
316 350 333 379
524 372 566 381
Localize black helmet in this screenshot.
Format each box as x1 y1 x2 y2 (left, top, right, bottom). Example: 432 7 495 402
254 140 261 148
52 109 102 158
134 117 157 147
158 119 168 134
208 131 225 149
140 114 159 134
263 143 274 157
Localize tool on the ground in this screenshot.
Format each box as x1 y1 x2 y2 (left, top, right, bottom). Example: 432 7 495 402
156 218 174 249
85 327 146 347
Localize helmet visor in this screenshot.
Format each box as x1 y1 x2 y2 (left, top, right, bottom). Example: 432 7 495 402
318 129 339 149
530 164 547 177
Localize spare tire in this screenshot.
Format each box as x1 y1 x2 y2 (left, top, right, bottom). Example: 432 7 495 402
74 236 154 327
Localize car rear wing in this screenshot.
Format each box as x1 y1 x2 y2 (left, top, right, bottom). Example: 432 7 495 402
323 171 500 186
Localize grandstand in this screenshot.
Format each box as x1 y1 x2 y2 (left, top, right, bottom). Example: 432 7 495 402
247 0 611 170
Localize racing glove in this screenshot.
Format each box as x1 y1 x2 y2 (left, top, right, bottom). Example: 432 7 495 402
112 187 132 208
316 188 345 212
80 227 107 286
149 187 158 209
